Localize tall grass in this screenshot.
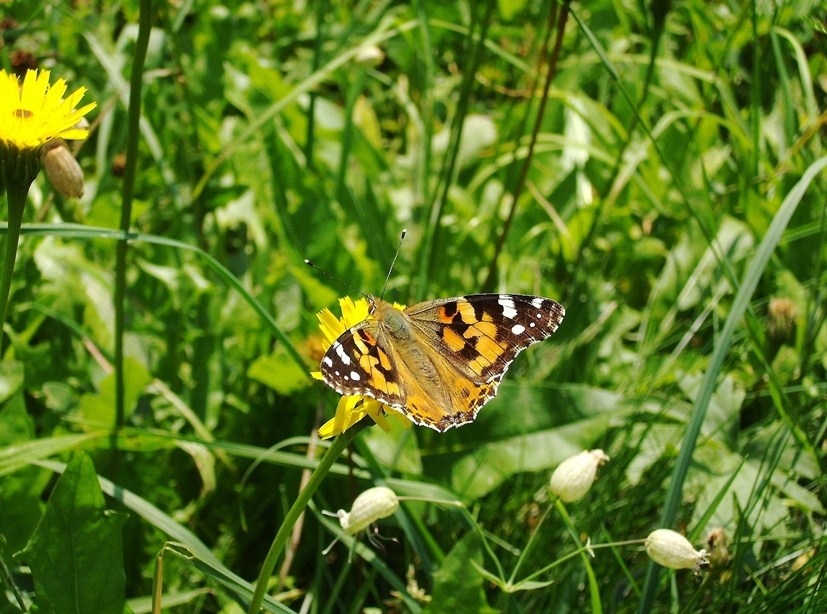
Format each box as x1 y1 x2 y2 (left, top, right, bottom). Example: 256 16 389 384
0 1 824 612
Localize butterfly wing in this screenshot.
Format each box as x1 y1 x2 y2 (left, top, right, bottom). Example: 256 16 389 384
320 319 408 409
319 303 480 430
404 294 566 384
399 294 566 430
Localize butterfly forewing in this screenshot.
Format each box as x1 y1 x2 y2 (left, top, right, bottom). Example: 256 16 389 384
320 320 407 408
405 294 566 383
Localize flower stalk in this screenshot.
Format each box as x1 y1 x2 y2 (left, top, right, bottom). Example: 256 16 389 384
0 171 30 352
0 139 41 352
247 426 360 614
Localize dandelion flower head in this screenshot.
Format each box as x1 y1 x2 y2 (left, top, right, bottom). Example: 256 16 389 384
0 69 96 152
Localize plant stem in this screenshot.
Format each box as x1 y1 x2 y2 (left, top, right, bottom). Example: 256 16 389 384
247 427 358 614
113 0 153 447
0 183 27 355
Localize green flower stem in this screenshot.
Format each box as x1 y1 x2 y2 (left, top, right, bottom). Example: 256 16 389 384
0 182 28 354
114 0 152 440
247 427 358 614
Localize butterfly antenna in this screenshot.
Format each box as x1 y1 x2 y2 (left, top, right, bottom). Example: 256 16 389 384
304 259 371 301
379 228 407 301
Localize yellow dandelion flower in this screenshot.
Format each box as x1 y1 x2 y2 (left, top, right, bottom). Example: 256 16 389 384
0 69 96 151
313 296 410 439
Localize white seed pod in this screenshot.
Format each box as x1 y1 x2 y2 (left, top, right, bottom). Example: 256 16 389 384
645 529 709 571
549 449 610 503
355 45 385 68
41 138 84 198
337 486 399 535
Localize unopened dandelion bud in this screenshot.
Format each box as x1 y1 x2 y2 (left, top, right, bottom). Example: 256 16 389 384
767 297 796 343
355 46 384 68
645 529 709 571
336 486 398 535
704 527 730 567
41 138 84 198
549 449 609 502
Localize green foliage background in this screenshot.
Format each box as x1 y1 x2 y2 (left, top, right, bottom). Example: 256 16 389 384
1 0 825 612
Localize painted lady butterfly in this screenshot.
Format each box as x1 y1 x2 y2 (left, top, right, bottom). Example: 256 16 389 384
320 294 565 432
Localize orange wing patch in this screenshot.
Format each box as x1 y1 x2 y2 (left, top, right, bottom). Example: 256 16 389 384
441 327 466 352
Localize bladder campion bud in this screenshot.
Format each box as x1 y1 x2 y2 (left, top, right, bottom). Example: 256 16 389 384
355 46 385 68
549 449 610 502
645 529 709 571
337 486 399 535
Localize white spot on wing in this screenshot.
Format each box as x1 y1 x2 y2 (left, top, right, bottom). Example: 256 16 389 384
498 296 518 319
531 297 545 309
334 342 351 366
511 323 526 335
349 371 361 381
323 356 333 367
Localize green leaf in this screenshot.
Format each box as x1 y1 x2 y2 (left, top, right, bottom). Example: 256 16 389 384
497 0 528 20
678 372 744 445
451 394 623 499
247 346 310 395
18 453 128 614
0 361 48 553
0 361 24 405
77 358 151 425
423 532 495 614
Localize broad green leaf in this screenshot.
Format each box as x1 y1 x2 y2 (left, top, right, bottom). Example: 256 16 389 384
0 361 48 552
35 459 293 613
679 372 744 445
362 418 422 476
0 361 24 404
497 0 528 20
247 347 310 395
452 402 622 499
423 532 495 614
677 216 754 311
19 454 128 614
77 357 151 425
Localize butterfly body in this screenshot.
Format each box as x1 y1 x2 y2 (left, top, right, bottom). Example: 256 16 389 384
320 294 565 432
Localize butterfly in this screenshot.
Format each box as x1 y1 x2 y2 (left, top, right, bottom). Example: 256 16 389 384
320 294 565 432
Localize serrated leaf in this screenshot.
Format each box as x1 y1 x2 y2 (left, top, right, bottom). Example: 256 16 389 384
18 453 127 614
